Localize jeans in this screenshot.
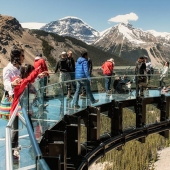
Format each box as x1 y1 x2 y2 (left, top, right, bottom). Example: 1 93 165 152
73 80 95 106
105 76 111 91
69 72 76 92
160 77 165 87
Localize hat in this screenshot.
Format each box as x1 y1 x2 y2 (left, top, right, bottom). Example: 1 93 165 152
61 51 66 55
108 58 114 63
36 53 42 57
144 55 148 59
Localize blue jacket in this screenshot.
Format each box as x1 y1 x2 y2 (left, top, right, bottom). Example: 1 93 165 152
75 57 90 80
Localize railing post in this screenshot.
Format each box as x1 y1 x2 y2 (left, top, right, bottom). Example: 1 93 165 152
111 100 123 136
87 106 100 141
159 95 169 138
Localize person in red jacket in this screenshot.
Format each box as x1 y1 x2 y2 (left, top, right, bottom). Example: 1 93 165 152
34 53 49 99
102 58 115 94
10 64 47 116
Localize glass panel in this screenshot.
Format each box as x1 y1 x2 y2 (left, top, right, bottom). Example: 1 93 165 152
28 77 65 137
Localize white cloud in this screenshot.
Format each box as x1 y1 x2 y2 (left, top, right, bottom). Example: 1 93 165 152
21 22 46 29
108 12 138 23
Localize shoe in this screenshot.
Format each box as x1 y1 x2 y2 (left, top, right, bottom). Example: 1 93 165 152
38 104 43 109
13 155 19 164
106 90 112 95
66 95 73 100
140 93 144 97
79 94 87 98
74 105 80 109
13 149 20 164
38 103 49 109
92 99 99 104
44 103 49 108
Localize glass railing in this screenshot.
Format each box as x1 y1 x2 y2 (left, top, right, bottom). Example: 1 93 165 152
1 71 170 169
27 73 170 136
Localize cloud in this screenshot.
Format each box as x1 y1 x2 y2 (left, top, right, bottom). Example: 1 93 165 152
21 22 46 29
108 12 138 23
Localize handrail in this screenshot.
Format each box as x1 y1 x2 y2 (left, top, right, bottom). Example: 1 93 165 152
78 120 170 170
38 73 161 89
5 92 50 170
6 103 19 170
21 106 42 159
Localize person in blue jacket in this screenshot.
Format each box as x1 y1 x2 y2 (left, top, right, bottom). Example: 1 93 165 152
73 51 99 109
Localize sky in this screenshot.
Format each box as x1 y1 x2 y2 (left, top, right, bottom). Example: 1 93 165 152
0 0 170 32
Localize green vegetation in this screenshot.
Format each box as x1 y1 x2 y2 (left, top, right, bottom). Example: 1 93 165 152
121 47 148 63
41 39 56 68
80 104 170 170
30 30 133 67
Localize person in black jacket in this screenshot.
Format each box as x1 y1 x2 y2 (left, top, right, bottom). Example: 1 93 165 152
135 56 147 97
80 58 93 98
55 51 72 99
67 50 76 92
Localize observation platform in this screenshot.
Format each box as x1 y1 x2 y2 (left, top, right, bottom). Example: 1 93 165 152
0 71 170 170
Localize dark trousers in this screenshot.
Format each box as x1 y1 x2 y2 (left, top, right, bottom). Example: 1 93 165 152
147 70 151 80
12 116 18 149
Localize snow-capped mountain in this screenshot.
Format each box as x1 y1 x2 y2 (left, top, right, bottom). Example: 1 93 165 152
40 16 100 44
94 22 170 66
146 30 170 43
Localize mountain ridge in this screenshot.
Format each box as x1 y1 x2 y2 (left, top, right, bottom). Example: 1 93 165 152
40 16 100 44
93 22 170 66
0 15 131 69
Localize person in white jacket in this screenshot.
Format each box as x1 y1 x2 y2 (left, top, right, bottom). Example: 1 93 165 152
2 47 25 163
160 61 169 87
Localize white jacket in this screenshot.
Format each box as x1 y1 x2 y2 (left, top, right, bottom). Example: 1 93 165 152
161 66 168 78
3 62 20 95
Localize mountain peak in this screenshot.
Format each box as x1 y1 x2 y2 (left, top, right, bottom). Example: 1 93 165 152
118 22 133 29
41 17 100 44
59 16 82 21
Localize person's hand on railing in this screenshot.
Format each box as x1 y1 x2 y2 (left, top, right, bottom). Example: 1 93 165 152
38 71 49 78
11 77 22 86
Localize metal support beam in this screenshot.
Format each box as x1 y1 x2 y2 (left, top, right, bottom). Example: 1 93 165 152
87 106 100 141
111 101 123 136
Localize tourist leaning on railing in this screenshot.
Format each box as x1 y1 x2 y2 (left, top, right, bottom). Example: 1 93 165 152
0 47 25 163
10 65 47 119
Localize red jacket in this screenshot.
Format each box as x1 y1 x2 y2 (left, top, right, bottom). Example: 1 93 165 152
10 68 39 116
34 57 49 76
102 61 114 75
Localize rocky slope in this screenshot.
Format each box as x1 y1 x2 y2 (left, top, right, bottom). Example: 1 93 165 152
93 23 170 66
0 15 43 68
0 15 131 70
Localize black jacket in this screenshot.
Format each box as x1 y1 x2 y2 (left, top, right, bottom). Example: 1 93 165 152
135 61 146 75
55 58 68 73
67 57 75 72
